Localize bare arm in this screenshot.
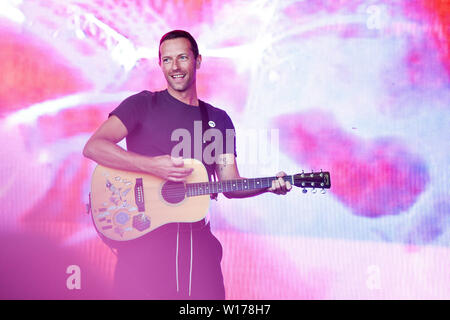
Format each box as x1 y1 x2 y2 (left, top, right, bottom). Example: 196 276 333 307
83 115 193 182
215 154 291 199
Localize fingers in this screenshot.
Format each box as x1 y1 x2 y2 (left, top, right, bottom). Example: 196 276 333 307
171 156 185 167
268 171 292 195
170 157 194 175
286 180 292 191
272 179 287 195
167 167 194 182
169 156 192 179
151 156 193 181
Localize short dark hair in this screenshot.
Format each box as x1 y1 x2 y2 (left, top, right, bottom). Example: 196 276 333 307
159 30 199 61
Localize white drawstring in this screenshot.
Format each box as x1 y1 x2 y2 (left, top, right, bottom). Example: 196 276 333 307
175 223 180 293
189 225 193 297
175 223 194 297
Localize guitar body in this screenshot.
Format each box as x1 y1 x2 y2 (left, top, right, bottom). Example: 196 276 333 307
89 157 330 242
90 158 210 241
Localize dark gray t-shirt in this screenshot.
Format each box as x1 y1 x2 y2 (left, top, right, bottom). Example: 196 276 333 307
109 89 236 177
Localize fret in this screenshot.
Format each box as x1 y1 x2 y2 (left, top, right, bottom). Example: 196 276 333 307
243 179 248 190
249 178 254 190
200 182 206 195
186 175 294 198
254 178 260 189
268 177 274 188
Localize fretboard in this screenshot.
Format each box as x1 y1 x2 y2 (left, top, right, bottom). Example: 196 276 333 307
185 176 293 197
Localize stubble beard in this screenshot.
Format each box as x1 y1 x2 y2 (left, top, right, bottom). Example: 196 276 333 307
168 73 195 93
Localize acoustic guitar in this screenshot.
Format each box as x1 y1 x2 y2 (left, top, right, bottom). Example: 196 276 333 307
88 158 331 241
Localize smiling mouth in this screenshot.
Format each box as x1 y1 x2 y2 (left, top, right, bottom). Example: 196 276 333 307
171 74 186 79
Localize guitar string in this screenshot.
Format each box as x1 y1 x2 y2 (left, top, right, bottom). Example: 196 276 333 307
162 181 275 197
124 177 324 198
109 176 325 199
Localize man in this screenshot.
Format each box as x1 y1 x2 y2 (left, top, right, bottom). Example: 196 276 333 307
83 30 291 300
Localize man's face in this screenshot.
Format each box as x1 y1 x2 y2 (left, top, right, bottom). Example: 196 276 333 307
159 37 201 93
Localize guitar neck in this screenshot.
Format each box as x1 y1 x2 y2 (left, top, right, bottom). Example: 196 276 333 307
185 176 293 197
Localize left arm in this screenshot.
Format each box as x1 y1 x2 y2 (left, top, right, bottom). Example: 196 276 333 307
215 153 292 199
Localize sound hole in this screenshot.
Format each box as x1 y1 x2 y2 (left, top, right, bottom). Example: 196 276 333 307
161 181 186 204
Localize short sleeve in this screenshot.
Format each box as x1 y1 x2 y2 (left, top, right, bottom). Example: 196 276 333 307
109 91 149 134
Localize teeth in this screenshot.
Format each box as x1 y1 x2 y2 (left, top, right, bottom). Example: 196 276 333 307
172 74 185 78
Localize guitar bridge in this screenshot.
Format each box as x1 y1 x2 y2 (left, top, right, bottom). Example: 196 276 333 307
134 178 145 212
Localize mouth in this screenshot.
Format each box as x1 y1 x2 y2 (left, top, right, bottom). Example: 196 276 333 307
171 74 186 80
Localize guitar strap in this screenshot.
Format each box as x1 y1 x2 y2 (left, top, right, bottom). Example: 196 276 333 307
198 100 219 200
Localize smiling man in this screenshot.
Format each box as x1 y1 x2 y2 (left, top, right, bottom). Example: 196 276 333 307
159 35 200 103
83 30 291 300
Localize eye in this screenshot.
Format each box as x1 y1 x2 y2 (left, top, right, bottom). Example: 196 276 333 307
162 58 170 64
180 55 188 60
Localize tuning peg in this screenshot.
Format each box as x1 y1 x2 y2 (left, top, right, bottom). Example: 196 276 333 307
312 188 317 194
321 188 326 194
302 188 307 194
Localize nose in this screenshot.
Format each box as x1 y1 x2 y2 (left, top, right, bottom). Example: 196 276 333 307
171 59 180 71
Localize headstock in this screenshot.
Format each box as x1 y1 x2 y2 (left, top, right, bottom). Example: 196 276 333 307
293 170 331 194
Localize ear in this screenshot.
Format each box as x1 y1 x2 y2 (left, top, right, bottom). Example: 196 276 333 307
196 54 202 70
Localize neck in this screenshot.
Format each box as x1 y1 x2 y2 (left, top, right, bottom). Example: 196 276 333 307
167 85 199 106
185 175 294 197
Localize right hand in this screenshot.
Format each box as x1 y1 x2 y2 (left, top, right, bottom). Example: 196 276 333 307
147 155 193 182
